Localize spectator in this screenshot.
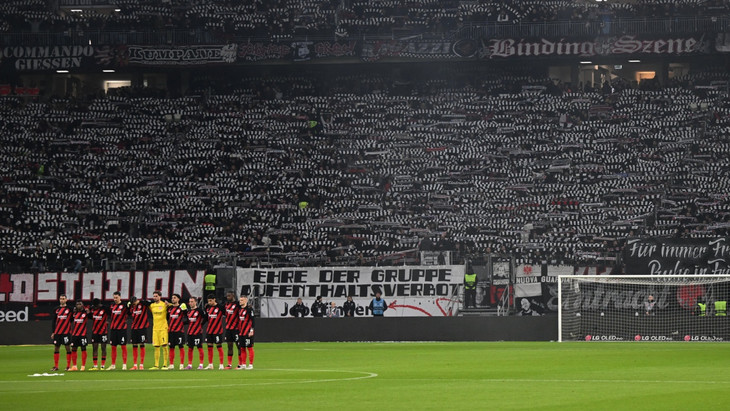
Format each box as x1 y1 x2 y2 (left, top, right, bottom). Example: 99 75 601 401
369 291 388 317
644 295 656 316
464 270 477 309
343 296 356 317
311 296 326 318
2 65 730 273
289 298 310 318
327 302 340 318
517 298 540 316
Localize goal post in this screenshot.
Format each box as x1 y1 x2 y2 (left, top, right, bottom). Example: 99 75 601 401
558 275 730 342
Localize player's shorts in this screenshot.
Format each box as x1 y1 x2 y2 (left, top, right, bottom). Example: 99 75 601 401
187 334 203 348
53 334 70 346
71 335 88 348
237 335 254 348
91 333 108 344
131 329 147 345
225 329 239 343
206 333 222 345
152 329 167 346
168 331 185 348
110 329 127 345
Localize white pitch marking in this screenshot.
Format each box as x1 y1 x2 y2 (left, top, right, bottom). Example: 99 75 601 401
389 378 726 384
2 369 378 394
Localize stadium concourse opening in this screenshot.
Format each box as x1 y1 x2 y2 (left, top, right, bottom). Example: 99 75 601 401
13 59 693 99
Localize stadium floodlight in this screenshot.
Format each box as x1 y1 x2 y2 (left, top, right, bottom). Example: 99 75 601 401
558 275 730 342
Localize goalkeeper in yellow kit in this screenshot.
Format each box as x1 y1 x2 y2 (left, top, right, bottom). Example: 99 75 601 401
149 290 171 370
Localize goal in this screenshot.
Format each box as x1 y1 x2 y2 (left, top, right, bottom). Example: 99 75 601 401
558 275 730 342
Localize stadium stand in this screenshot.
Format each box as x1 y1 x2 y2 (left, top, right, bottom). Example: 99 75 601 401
2 64 730 272
0 0 727 44
1 0 729 273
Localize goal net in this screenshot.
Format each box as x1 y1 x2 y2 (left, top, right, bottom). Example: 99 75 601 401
559 275 730 342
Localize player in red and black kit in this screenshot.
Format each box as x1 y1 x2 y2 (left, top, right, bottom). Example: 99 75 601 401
128 296 150 370
51 294 73 371
204 294 225 370
69 300 89 371
223 291 240 369
108 291 129 370
185 297 207 370
89 298 110 370
237 296 255 370
167 293 187 370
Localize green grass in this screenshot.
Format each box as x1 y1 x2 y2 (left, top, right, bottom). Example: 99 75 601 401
1 342 729 410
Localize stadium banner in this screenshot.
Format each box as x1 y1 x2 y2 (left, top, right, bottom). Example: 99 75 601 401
561 280 672 312
0 303 54 323
3 35 711 70
541 265 571 312
361 40 457 62
124 44 238 65
1 45 99 71
514 264 541 298
237 42 292 61
0 270 205 304
480 34 710 59
237 265 463 317
489 261 510 305
237 40 357 62
312 40 358 58
623 237 730 275
0 84 40 96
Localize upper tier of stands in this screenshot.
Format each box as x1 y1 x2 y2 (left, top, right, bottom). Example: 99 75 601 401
1 0 727 44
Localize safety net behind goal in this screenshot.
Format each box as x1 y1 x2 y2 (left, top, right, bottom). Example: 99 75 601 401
559 275 730 342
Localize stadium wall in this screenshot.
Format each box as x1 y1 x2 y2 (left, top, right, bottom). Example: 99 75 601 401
0 316 557 345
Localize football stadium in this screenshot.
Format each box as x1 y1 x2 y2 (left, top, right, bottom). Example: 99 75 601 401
2 0 730 409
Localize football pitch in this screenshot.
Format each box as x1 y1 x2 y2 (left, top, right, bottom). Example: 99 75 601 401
1 342 729 410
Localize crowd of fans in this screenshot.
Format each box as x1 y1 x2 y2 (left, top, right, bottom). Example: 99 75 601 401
2 64 730 272
0 0 726 40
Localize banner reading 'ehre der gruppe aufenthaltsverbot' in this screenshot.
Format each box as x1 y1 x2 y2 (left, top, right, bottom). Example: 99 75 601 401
237 265 463 317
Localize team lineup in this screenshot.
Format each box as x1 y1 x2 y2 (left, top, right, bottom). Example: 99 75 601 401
50 291 255 371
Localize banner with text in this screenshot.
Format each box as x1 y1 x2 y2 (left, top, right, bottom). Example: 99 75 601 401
623 238 730 275
1 45 99 71
0 270 205 304
361 39 457 62
237 40 357 62
125 44 239 65
481 35 710 59
515 265 541 298
237 265 463 317
5 34 716 71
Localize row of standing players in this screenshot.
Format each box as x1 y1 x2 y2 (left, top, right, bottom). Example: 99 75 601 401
50 291 255 371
